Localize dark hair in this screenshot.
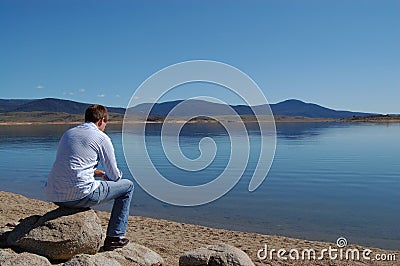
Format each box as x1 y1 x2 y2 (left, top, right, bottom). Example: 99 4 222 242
85 104 108 123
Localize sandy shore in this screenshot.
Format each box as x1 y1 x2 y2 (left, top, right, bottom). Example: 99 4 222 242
0 191 398 265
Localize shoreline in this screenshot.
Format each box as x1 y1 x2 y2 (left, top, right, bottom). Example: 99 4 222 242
1 119 400 126
0 191 398 265
1 114 400 126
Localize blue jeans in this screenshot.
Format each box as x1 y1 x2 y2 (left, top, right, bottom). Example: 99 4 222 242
55 179 134 237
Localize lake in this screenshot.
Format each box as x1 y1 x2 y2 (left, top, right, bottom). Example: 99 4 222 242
0 122 399 250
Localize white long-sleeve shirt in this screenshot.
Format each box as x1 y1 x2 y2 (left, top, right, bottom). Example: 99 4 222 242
44 122 122 202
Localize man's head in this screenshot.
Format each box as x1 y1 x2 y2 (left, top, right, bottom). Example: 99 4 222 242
85 104 108 131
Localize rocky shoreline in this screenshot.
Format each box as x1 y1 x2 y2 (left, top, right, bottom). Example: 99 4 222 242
0 191 398 265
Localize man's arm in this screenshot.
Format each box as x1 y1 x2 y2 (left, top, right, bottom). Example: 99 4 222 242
98 136 122 181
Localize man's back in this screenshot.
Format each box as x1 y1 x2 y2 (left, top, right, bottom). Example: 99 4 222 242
45 104 133 250
44 122 118 202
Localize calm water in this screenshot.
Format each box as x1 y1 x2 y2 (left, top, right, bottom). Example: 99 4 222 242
0 122 399 250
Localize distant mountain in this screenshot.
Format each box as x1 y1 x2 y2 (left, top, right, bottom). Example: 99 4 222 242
0 98 125 114
269 99 375 119
129 99 376 119
128 100 248 117
0 97 376 119
0 99 34 112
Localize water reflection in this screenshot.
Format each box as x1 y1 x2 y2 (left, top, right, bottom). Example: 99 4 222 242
275 122 349 139
0 122 348 139
1 122 399 250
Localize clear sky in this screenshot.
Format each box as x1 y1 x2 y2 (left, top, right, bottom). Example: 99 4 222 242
0 0 399 114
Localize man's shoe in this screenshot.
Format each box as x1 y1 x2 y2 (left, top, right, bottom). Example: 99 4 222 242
103 236 129 251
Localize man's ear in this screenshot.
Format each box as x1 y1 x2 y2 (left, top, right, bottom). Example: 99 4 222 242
94 119 103 128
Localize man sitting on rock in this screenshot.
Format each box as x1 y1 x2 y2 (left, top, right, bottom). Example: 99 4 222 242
44 104 134 251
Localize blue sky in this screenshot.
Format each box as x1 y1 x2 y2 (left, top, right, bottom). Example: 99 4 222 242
0 0 399 113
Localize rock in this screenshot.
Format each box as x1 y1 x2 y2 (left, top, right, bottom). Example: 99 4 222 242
179 243 254 266
62 243 164 266
103 243 164 266
0 249 11 262
0 249 52 266
7 207 104 260
64 253 122 266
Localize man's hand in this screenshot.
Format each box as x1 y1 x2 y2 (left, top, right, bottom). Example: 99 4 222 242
94 169 108 180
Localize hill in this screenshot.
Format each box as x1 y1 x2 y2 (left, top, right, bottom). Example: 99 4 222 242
0 98 125 114
0 99 34 112
268 99 374 119
0 98 377 119
129 99 376 119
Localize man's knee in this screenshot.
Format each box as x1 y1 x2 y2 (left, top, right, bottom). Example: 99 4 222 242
126 179 134 193
119 179 134 193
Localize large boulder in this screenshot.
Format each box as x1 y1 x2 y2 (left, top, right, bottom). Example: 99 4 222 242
103 243 164 266
62 243 164 266
179 243 254 266
63 253 122 266
0 249 52 266
7 207 104 260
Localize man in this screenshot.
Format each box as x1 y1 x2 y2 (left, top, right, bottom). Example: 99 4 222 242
45 104 134 251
